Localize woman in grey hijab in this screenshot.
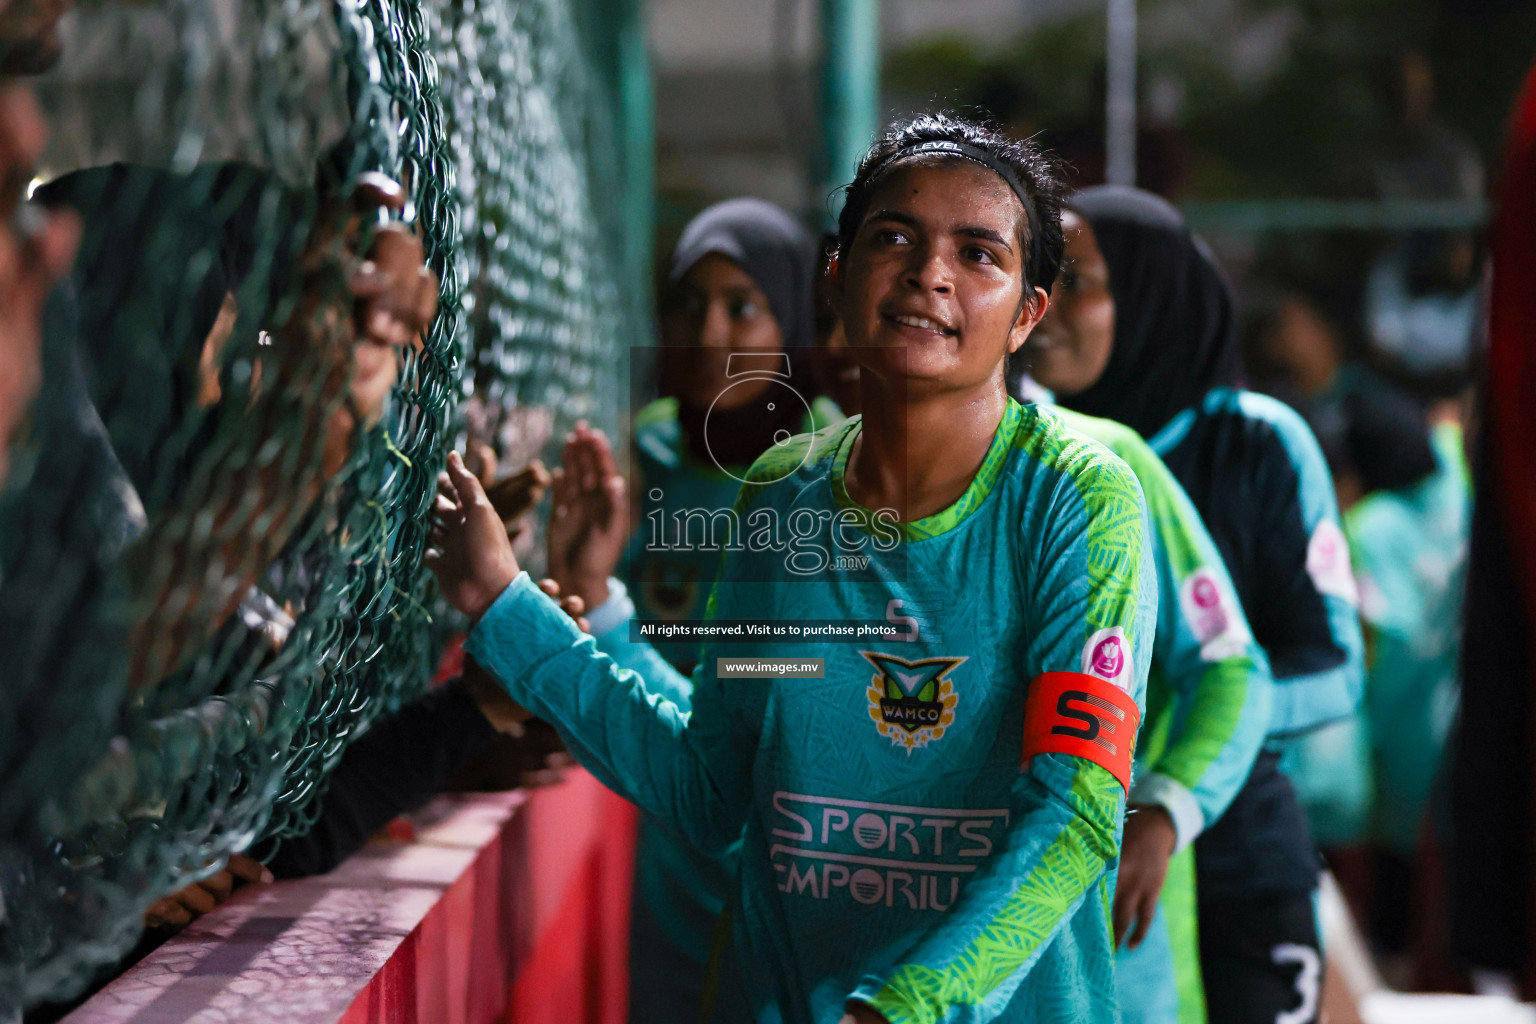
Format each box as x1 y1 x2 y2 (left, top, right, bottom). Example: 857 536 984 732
550 198 835 1024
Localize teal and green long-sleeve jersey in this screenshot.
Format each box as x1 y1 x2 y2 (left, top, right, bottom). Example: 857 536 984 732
467 399 1157 1024
1056 408 1273 852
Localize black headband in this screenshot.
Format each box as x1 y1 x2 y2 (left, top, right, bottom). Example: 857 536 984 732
862 139 1042 282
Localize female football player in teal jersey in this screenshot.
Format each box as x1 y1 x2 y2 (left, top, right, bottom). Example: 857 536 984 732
427 114 1157 1024
1031 187 1364 1024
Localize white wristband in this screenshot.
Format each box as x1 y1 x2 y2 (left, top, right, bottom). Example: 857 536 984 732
583 577 635 637
1129 772 1205 853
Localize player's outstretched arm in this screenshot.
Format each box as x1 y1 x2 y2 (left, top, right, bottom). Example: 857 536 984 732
583 575 698 709
848 451 1157 1024
428 450 750 855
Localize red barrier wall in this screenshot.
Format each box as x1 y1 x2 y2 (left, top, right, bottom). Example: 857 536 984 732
65 771 637 1024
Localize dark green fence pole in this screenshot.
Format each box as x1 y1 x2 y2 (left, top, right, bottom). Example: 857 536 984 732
577 0 654 341
819 0 878 227
617 0 654 316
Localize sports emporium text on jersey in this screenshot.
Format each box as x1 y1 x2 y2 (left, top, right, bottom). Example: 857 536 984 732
769 792 1010 912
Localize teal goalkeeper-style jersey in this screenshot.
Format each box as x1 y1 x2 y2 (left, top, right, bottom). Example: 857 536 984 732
609 404 1263 1023
467 399 1157 1024
1055 409 1272 1024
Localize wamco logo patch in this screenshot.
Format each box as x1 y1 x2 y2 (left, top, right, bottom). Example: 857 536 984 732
860 651 965 752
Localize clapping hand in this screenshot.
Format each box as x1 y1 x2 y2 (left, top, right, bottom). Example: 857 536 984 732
426 450 522 624
546 422 629 612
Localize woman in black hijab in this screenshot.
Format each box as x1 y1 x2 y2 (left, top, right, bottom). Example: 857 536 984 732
1032 186 1242 438
1030 186 1365 1024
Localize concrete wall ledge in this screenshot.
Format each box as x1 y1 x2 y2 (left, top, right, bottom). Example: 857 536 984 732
64 772 636 1024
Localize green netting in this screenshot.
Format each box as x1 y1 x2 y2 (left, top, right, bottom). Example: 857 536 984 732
0 0 638 1011
430 0 631 542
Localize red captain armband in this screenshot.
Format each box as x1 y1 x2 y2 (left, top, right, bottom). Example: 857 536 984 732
1021 672 1141 792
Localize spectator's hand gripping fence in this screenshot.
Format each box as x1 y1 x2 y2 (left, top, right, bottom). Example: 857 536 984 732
0 0 633 1010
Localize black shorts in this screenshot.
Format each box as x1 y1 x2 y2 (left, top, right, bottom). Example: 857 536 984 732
1198 889 1322 1024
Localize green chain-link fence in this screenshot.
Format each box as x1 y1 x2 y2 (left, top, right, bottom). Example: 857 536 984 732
432 0 636 535
0 0 641 1011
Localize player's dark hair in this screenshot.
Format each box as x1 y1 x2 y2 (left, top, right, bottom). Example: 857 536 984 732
835 112 1067 295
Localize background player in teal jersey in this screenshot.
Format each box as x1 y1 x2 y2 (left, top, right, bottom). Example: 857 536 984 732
602 199 841 671
547 198 839 1024
1344 415 1467 865
1280 387 1469 970
427 113 1158 1024
1013 362 1276 1024
1031 187 1366 1024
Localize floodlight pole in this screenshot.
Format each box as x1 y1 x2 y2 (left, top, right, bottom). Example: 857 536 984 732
820 0 880 226
1106 0 1137 187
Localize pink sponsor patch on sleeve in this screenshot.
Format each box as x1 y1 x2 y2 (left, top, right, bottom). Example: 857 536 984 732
1081 627 1134 692
1306 519 1359 605
1178 568 1253 662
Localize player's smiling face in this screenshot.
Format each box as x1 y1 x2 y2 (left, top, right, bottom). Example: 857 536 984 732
836 159 1046 393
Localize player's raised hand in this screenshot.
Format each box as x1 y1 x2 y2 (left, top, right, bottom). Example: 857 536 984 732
426 450 521 624
547 421 629 611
